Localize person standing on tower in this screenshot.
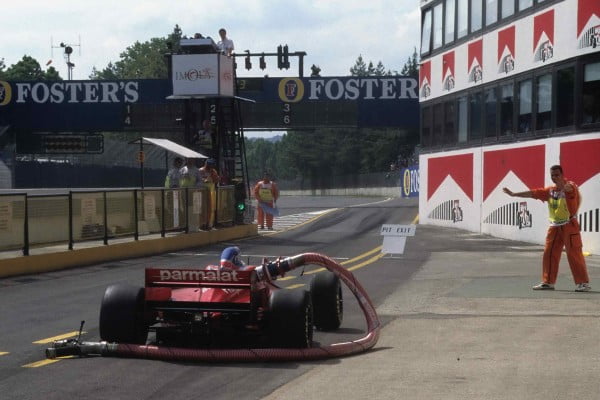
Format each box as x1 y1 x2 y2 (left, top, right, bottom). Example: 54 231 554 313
217 28 234 57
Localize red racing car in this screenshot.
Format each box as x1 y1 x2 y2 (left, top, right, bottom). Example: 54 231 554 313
99 247 343 348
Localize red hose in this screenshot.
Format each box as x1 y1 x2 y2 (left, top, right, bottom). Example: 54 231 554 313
52 253 381 362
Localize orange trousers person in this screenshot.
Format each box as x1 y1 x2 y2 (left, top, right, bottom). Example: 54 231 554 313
256 201 274 229
542 219 589 285
205 183 216 229
254 173 279 230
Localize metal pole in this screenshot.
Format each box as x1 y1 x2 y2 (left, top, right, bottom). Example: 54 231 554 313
161 188 165 238
139 141 144 189
184 99 192 147
298 53 304 78
134 190 139 241
103 191 108 245
23 195 29 256
165 150 169 173
68 192 73 250
185 188 189 234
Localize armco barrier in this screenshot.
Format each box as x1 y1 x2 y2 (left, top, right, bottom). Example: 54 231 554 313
0 224 257 279
0 186 240 256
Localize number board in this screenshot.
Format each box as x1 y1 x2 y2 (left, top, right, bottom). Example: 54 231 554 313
236 78 263 92
126 103 185 131
16 133 104 154
239 101 358 129
125 99 359 131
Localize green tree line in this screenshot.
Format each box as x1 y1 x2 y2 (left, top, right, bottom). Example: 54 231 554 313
245 128 418 184
0 56 61 81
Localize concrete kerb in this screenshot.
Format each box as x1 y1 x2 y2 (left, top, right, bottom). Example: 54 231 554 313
0 224 258 279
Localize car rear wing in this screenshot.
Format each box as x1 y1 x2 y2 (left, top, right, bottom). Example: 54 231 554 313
145 267 254 289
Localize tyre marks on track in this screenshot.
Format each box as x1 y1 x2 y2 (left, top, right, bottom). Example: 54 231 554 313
281 245 385 290
258 209 338 235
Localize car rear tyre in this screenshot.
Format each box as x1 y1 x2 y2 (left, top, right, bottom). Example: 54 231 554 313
310 271 343 331
269 289 313 348
99 284 148 344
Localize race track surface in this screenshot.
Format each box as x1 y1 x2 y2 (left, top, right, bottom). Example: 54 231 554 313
0 196 420 400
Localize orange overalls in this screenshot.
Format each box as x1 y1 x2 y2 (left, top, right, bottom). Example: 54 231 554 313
531 181 589 285
253 180 279 229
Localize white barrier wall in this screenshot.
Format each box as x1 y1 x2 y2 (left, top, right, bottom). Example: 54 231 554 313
419 133 600 254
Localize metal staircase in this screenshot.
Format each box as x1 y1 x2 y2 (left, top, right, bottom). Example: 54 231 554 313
212 95 251 222
214 99 245 180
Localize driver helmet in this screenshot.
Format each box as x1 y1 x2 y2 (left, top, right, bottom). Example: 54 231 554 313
206 158 217 167
220 246 246 269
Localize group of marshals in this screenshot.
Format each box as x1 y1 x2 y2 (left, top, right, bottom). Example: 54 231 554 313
166 161 279 231
165 157 220 230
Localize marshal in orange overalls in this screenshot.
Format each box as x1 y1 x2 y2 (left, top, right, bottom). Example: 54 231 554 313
253 174 279 230
531 181 589 285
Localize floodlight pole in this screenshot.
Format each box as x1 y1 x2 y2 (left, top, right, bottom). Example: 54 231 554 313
66 52 74 80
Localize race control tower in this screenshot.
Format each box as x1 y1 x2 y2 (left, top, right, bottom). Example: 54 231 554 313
166 36 251 224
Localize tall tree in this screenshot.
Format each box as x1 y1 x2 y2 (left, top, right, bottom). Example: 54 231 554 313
349 55 368 76
167 24 184 54
245 138 277 182
0 55 62 80
399 47 419 78
90 25 183 79
43 66 61 80
366 61 376 76
350 55 387 76
89 62 120 80
375 61 386 76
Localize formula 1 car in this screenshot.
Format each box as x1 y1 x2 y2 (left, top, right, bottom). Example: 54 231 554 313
99 247 343 348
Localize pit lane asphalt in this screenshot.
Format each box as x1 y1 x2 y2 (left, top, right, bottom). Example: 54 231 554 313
0 195 409 400
2 195 598 400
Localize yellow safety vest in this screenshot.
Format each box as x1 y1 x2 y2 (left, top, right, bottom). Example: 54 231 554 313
258 183 274 201
547 189 570 225
180 167 197 188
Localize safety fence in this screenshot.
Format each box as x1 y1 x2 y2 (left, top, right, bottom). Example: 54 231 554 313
0 186 236 256
275 168 419 198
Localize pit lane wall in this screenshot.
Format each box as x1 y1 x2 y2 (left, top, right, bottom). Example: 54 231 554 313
276 169 419 198
418 133 600 254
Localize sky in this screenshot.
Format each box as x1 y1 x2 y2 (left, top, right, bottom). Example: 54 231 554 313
2 0 421 137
